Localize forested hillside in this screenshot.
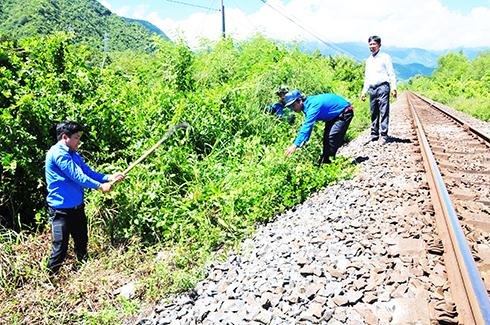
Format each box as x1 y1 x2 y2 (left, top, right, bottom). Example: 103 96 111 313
0 32 369 323
405 51 490 121
0 0 168 52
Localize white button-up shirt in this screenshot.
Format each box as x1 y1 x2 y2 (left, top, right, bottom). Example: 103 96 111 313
361 51 397 95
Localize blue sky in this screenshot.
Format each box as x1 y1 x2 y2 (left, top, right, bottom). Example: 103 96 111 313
102 0 489 16
442 0 490 13
99 0 490 49
101 1 268 19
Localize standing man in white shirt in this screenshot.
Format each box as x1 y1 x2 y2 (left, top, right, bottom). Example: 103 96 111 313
360 35 397 144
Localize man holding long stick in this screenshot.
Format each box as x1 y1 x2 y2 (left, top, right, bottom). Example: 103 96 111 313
45 120 125 274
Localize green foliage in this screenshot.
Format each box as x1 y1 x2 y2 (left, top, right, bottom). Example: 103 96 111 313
405 50 490 121
154 37 195 92
0 33 135 227
0 32 368 234
0 0 167 53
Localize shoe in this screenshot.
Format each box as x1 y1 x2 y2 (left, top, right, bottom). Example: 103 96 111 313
380 137 388 145
370 136 379 142
318 155 332 166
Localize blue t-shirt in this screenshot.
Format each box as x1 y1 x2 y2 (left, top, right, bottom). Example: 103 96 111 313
269 101 285 116
268 101 296 125
45 142 108 208
294 94 351 147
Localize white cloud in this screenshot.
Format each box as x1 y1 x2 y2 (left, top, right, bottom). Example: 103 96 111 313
99 0 113 12
103 0 490 50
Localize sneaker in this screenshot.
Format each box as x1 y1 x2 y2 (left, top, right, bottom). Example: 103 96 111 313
380 137 388 145
370 136 379 142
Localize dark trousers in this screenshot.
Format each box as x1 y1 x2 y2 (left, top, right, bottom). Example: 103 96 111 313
369 82 390 139
47 205 88 274
320 109 354 164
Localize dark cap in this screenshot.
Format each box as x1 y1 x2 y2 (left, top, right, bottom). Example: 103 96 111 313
285 90 303 107
276 85 289 95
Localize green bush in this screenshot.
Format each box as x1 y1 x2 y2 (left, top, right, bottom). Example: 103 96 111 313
1 33 367 243
405 50 490 121
0 33 134 228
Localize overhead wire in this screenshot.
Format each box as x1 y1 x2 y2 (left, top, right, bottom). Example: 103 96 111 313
164 0 357 57
257 0 356 58
164 0 219 44
164 0 219 11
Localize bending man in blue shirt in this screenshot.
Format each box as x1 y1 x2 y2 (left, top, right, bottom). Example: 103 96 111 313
45 120 125 274
284 90 354 165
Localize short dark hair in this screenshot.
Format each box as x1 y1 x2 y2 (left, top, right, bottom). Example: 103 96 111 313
368 35 381 45
56 120 83 141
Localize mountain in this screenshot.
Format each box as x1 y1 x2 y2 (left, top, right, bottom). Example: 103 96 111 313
123 17 168 39
0 0 169 52
301 41 489 80
393 63 435 80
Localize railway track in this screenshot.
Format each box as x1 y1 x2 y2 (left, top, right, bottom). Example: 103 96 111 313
407 92 490 324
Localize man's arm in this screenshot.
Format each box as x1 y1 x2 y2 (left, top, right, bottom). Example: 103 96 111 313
285 105 320 156
293 107 320 147
55 153 101 189
77 154 125 186
78 154 108 183
360 58 370 101
385 54 397 98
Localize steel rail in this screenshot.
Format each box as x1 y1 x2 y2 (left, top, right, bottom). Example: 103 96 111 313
406 93 490 325
410 92 490 144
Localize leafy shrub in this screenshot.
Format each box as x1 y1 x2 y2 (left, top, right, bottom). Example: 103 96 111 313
405 50 490 121
0 33 137 228
1 33 367 243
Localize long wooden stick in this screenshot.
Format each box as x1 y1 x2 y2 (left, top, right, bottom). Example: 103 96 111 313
122 122 190 176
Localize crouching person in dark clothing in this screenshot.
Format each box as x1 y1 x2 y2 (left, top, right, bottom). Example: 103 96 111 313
45 120 125 274
267 85 295 125
284 90 354 165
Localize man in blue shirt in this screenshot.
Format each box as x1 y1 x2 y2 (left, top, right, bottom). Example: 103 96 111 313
267 86 295 125
45 120 124 274
284 90 354 165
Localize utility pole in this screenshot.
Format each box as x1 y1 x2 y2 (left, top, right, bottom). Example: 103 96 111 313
103 32 109 53
219 0 225 38
101 32 109 69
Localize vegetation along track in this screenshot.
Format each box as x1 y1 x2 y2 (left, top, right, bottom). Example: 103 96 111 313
407 92 490 324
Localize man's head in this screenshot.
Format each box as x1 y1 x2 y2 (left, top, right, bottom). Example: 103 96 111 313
276 85 289 96
276 85 289 103
285 90 304 113
56 120 83 150
368 35 381 55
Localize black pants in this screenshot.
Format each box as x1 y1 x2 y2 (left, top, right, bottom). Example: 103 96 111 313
47 205 88 274
320 109 354 164
369 82 390 139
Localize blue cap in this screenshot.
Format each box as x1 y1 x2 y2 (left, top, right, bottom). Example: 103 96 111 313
285 90 303 107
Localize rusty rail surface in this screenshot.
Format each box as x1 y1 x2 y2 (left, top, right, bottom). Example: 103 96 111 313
406 92 490 325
